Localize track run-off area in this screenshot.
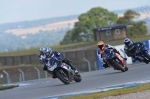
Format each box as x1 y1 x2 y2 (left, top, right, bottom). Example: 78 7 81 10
0 64 150 99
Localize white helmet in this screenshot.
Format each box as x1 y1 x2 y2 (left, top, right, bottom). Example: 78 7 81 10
45 48 52 56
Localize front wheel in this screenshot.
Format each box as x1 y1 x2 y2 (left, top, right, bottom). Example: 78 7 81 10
113 61 125 72
125 66 128 71
55 69 70 84
74 73 82 82
144 52 150 63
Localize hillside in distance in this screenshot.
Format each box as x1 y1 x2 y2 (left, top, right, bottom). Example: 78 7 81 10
0 15 78 30
5 19 78 36
0 16 79 52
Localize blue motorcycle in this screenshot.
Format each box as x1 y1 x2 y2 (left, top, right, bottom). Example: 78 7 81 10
135 43 150 64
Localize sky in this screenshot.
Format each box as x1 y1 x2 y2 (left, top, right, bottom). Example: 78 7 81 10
0 0 150 24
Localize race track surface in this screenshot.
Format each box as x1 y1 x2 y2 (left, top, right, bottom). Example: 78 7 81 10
0 64 150 99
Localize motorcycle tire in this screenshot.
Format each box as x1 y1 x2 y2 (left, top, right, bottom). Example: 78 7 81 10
55 70 70 84
145 52 150 62
113 61 125 72
125 66 128 71
74 73 82 82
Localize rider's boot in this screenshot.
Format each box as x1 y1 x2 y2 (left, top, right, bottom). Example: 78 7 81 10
69 63 79 74
69 64 79 74
43 64 48 70
132 57 136 62
62 58 79 74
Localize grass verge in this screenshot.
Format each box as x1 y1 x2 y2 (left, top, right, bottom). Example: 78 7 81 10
61 83 150 99
0 85 18 91
0 40 96 56
0 64 38 69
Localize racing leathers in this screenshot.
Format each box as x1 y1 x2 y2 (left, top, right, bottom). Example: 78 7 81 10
38 51 46 65
97 44 121 68
43 51 78 73
124 42 145 62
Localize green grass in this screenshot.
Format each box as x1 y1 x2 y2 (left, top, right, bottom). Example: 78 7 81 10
0 40 96 56
0 85 18 91
0 35 150 56
61 83 150 99
0 64 39 69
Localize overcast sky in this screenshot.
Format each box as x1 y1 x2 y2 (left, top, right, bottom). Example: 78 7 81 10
0 0 150 24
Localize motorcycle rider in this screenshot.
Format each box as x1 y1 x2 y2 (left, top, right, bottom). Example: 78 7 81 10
43 47 79 74
124 38 145 62
97 41 122 68
38 47 46 65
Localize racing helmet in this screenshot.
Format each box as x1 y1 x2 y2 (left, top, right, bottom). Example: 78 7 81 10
124 38 132 45
97 41 105 50
45 47 52 56
40 47 46 53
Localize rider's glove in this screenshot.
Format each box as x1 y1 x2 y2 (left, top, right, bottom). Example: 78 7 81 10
103 63 110 68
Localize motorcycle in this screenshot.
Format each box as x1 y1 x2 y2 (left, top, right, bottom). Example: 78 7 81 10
46 58 82 84
134 43 150 64
103 49 128 72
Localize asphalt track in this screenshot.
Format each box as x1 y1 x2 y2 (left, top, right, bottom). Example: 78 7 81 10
0 64 150 99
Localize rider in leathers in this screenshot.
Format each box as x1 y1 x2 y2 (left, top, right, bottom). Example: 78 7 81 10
43 47 79 74
97 41 122 68
124 38 145 62
38 47 46 65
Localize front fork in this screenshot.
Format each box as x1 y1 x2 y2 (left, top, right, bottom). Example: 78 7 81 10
143 50 150 61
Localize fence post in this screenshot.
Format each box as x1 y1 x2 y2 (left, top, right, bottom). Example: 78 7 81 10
0 74 3 78
34 67 41 79
3 70 11 84
19 73 22 82
45 71 47 78
18 69 25 81
83 58 91 72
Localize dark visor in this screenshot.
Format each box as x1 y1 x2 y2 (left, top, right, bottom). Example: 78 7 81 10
98 45 104 50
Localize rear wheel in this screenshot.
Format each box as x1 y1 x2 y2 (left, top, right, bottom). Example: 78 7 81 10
55 70 70 84
113 61 125 72
125 66 128 71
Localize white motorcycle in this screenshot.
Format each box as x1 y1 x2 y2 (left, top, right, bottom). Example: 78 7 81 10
46 59 82 84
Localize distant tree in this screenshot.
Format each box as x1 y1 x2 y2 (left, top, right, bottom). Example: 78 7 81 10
116 10 147 37
62 7 118 44
60 30 72 44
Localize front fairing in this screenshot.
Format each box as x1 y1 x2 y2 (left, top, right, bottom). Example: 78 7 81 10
135 44 148 56
104 49 116 61
49 57 57 66
136 44 144 53
46 54 59 69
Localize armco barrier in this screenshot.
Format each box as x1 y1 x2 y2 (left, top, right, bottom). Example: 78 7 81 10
0 50 97 72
